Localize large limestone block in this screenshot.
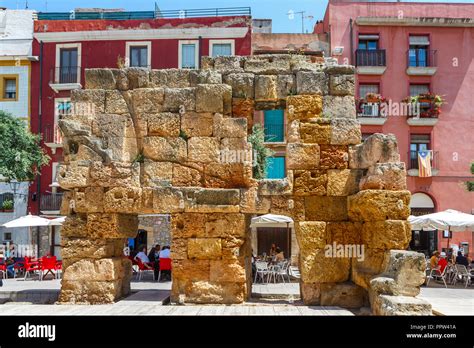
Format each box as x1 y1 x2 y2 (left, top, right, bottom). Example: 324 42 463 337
287 143 320 170
103 136 139 163
163 87 196 113
205 213 246 238
61 215 88 238
187 137 220 163
326 221 362 245
71 89 105 114
91 113 135 138
287 120 300 143
221 235 246 260
323 65 356 75
362 220 411 250
195 84 232 114
320 145 349 170
300 121 331 144
184 188 240 213
112 69 129 91
295 221 327 250
371 294 432 316
296 71 328 95
104 187 141 213
326 169 361 196
90 162 140 188
287 95 323 121
142 137 187 162
204 162 251 189
232 98 255 128
258 176 293 196
63 258 124 281
61 238 122 260
330 119 361 145
254 75 278 100
58 119 91 138
59 279 123 304
72 187 105 213
348 190 411 222
300 249 350 283
349 133 400 169
323 95 356 119
189 70 222 85
293 170 327 196
351 248 386 290
320 282 366 308
173 259 210 282
213 114 248 138
276 74 296 99
329 74 355 96
105 90 129 114
86 213 138 239
213 56 245 74
223 73 255 98
239 186 271 214
125 67 149 89
305 196 348 221
85 69 116 89
172 213 207 238
359 162 407 191
142 160 173 186
244 57 291 75
172 164 203 187
150 69 191 88
270 196 305 222
300 282 321 305
58 164 90 189
181 112 213 137
209 259 246 283
175 280 246 304
152 187 184 213
170 238 187 260
130 88 164 113
188 238 222 260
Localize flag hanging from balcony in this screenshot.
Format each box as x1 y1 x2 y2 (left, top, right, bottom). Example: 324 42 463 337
418 150 432 177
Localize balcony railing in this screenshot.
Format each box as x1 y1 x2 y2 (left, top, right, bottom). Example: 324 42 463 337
355 49 386 67
37 7 251 20
407 151 439 171
40 193 63 212
50 66 80 84
264 124 285 143
407 49 437 68
44 124 63 145
357 102 381 117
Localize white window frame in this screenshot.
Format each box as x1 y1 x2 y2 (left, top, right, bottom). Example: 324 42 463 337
125 41 152 68
54 97 71 125
55 43 81 84
178 40 199 69
51 162 59 186
209 39 235 57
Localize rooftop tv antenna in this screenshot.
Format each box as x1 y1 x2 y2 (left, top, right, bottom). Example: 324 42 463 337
287 10 314 34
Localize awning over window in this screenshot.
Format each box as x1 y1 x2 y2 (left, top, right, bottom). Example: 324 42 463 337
409 35 430 45
358 34 379 40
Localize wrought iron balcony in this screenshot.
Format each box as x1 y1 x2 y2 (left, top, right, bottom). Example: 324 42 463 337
407 151 439 171
40 193 63 213
355 49 386 67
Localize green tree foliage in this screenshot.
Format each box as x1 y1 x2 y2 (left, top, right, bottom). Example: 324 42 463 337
467 162 474 192
248 124 274 180
0 111 50 182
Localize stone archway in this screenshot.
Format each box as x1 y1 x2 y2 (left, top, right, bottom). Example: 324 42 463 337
57 55 430 314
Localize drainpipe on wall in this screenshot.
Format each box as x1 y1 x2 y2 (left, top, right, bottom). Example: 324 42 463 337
349 18 354 66
198 36 202 69
36 40 43 257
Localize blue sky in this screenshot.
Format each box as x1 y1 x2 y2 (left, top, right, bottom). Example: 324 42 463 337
2 0 474 33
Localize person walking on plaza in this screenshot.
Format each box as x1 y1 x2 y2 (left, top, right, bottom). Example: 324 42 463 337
148 244 161 281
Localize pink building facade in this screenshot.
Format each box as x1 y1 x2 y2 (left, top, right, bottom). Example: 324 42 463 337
316 0 474 257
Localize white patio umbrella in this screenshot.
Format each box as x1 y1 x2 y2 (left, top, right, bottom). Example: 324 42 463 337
251 214 294 257
2 214 51 228
48 216 66 226
409 209 474 249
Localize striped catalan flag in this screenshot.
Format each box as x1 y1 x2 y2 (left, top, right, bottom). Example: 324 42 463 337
418 150 432 177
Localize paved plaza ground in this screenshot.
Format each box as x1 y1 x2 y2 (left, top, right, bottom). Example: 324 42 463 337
0 277 472 316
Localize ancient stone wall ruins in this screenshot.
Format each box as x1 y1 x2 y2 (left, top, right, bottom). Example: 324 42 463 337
57 54 431 314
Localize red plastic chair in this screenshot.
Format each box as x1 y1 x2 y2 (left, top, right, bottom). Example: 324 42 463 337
55 260 63 279
24 257 41 280
135 258 154 281
158 258 172 282
0 260 7 279
40 256 57 281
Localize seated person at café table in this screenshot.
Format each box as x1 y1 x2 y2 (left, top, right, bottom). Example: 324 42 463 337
274 248 285 262
269 243 277 257
430 251 440 270
159 245 171 259
437 252 448 274
134 246 153 269
455 251 469 267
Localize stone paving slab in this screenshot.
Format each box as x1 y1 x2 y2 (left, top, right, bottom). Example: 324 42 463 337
418 286 474 316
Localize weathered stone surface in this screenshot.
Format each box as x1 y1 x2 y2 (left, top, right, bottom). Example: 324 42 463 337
323 65 356 75
71 89 106 114
142 160 173 186
63 258 124 281
213 56 245 74
287 120 300 143
319 145 348 170
59 279 123 304
150 69 191 88
349 133 400 169
326 221 362 245
287 143 320 170
323 95 356 119
104 187 141 213
105 90 129 114
352 248 386 290
287 95 323 121
144 112 180 137
172 164 202 187
359 162 407 191
300 248 350 283
300 282 321 305
293 170 327 196
61 215 88 238
305 196 348 221
125 67 149 89
258 175 293 196
329 74 354 96
189 70 222 85
86 213 138 239
188 238 222 259
327 169 361 196
152 187 184 213
362 221 411 250
196 84 232 114
300 121 331 144
223 73 254 98
90 162 140 188
130 88 164 113
296 71 328 95
184 188 241 213
91 114 135 138
62 238 122 260
204 162 250 188
213 114 247 138
244 57 290 75
296 221 327 250
172 259 210 282
174 280 246 304
348 190 411 222
320 282 366 308
180 112 213 137
142 137 187 162
232 98 254 128
330 119 361 145
255 75 277 100
239 186 271 214
371 294 432 316
209 259 246 282
188 137 220 163
276 74 296 99
85 69 116 89
163 87 196 112
58 164 90 189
